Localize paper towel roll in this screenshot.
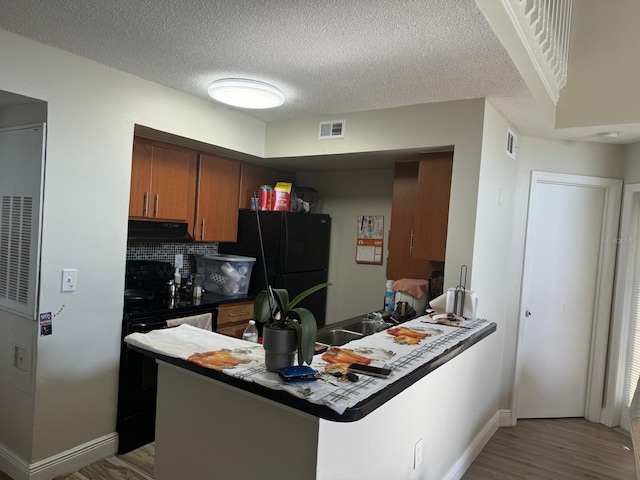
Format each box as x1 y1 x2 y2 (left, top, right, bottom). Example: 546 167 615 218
430 288 478 319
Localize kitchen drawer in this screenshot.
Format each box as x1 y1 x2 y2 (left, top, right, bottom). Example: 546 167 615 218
217 301 254 339
217 301 254 327
217 323 249 339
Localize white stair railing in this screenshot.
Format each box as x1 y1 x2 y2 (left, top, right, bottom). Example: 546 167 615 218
504 0 572 104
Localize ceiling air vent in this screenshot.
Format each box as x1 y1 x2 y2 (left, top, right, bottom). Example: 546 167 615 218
506 128 517 160
318 120 345 140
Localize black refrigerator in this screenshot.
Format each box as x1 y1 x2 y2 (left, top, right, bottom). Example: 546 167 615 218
220 210 331 327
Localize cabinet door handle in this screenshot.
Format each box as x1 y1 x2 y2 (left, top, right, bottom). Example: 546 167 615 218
201 219 205 240
410 229 414 254
154 194 159 217
143 192 149 217
228 312 247 317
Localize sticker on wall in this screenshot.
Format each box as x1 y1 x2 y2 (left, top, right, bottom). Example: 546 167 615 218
356 215 384 265
39 312 52 336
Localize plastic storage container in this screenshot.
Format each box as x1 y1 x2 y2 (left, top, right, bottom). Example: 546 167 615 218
194 254 256 296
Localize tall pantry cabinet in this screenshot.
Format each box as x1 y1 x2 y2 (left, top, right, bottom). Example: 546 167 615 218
386 151 453 281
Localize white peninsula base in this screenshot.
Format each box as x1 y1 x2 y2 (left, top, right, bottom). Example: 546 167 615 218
153 330 499 480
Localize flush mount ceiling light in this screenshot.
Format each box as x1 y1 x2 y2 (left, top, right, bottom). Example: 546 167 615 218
207 78 285 109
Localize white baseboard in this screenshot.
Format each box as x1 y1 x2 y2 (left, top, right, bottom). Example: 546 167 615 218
443 410 499 480
499 409 513 427
0 433 118 480
0 443 30 480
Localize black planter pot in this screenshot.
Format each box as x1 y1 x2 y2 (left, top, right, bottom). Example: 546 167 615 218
262 324 297 372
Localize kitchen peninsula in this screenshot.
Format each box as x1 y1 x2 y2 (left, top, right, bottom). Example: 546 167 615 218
126 317 497 480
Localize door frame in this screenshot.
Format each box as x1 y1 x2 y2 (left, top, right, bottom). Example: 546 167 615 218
602 183 640 428
511 171 622 425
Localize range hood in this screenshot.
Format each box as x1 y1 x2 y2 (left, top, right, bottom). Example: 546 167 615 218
127 220 194 243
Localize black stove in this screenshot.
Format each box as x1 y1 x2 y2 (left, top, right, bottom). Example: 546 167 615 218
122 260 236 321
117 260 227 454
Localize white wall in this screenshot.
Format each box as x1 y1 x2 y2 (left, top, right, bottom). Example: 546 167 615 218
0 103 47 128
499 135 624 411
555 0 640 128
296 169 394 324
467 101 520 426
266 100 486 293
624 143 640 182
0 28 266 466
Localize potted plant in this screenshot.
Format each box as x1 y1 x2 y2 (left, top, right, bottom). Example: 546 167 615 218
254 283 331 372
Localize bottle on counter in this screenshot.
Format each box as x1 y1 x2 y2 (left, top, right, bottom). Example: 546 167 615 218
174 267 181 287
242 320 259 343
384 280 395 313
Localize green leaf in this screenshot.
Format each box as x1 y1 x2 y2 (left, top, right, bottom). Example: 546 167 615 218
256 282 330 365
253 290 273 324
295 307 317 365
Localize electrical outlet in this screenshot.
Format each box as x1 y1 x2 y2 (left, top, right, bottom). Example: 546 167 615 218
61 269 77 292
414 438 423 469
175 254 183 269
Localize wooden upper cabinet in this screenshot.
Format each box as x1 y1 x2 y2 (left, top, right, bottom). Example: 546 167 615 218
413 152 453 262
386 151 453 281
239 163 271 209
387 162 433 280
129 137 198 233
196 153 241 242
129 141 153 217
238 163 296 209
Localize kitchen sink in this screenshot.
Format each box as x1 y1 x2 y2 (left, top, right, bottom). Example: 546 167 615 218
315 328 363 347
341 318 388 336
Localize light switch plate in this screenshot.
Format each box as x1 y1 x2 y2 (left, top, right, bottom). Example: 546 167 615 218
61 269 77 292
175 254 183 269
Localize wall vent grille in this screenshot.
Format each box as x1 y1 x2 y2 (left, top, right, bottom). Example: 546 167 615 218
506 128 517 160
318 120 345 139
0 195 32 305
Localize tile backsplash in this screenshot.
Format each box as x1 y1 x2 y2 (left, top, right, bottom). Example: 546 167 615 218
126 242 219 278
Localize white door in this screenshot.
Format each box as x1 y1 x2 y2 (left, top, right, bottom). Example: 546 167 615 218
514 172 621 421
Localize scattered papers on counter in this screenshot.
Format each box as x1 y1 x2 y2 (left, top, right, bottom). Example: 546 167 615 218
125 316 490 415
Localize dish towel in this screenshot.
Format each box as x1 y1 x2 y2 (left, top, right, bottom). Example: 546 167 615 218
166 312 212 331
392 278 429 299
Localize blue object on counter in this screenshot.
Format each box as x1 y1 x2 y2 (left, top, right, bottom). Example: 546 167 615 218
384 280 395 313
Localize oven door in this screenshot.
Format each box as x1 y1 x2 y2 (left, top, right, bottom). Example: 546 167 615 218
116 318 168 454
116 307 218 454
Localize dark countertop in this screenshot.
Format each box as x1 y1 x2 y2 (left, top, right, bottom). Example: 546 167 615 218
123 291 254 321
129 317 496 422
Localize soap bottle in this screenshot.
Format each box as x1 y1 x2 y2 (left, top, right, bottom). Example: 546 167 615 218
384 280 395 313
242 320 259 343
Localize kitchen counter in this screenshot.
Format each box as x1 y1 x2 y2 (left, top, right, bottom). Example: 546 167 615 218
128 317 495 421
127 316 499 480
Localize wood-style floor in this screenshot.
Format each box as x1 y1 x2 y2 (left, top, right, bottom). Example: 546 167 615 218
0 419 635 479
463 418 636 480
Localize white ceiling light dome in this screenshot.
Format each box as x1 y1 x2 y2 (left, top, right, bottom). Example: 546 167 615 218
207 78 285 109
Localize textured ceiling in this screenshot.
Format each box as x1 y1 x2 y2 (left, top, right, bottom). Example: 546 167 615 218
0 0 635 147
